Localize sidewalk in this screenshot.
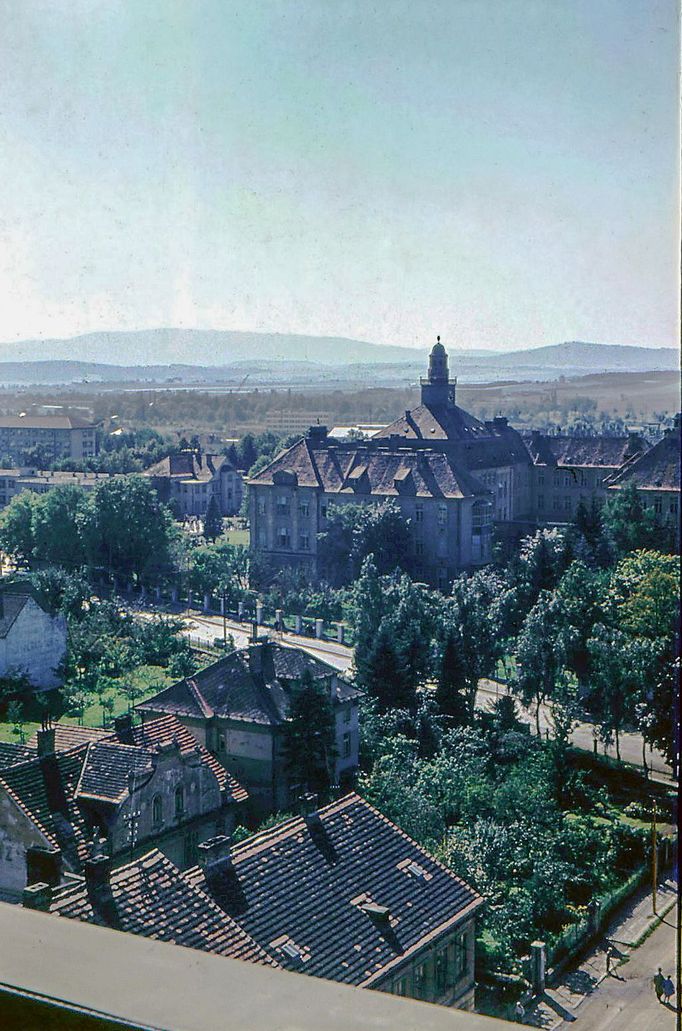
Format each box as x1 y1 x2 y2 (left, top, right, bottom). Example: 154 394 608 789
524 877 678 1028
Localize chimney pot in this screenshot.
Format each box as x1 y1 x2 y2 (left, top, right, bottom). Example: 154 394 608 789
23 881 52 912
84 853 112 890
298 792 318 818
113 713 134 744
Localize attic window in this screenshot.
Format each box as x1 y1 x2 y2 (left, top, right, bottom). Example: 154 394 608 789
281 942 303 963
406 861 430 881
270 935 309 966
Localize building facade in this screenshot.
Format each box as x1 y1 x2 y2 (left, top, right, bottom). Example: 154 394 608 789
138 641 361 819
0 583 67 689
0 469 111 508
0 415 97 464
144 451 243 517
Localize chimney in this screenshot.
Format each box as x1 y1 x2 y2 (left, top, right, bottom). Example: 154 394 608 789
298 792 318 819
37 727 56 758
84 853 112 893
26 845 62 888
22 881 52 912
198 834 233 869
113 712 135 744
249 640 268 673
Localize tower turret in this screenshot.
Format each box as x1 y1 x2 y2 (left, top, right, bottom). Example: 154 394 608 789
420 336 455 407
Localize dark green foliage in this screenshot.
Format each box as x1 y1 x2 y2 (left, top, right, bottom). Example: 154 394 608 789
282 670 337 798
318 500 411 586
202 495 223 542
357 623 415 712
602 483 674 558
435 632 469 724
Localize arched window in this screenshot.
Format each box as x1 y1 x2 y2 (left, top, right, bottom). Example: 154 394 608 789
175 785 185 818
152 795 163 826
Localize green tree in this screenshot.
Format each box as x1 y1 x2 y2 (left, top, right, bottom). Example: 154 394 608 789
32 485 89 568
7 700 25 743
202 495 223 542
81 475 178 580
357 622 415 711
601 484 672 557
318 501 411 586
282 670 337 799
513 590 567 735
435 632 469 724
0 491 39 564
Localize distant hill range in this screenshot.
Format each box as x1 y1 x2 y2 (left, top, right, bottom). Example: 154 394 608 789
0 331 676 387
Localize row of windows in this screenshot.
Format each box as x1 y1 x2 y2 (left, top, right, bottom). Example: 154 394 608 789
393 933 467 1000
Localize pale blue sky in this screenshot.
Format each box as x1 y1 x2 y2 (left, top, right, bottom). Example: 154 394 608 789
0 0 678 351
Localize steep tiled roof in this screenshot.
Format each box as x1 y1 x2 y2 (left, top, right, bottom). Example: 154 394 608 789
525 433 648 469
145 452 235 482
125 714 248 803
185 793 483 987
139 644 357 727
76 742 154 804
0 747 92 870
249 439 488 499
27 716 248 805
605 424 681 492
49 849 278 967
375 402 492 443
0 741 35 769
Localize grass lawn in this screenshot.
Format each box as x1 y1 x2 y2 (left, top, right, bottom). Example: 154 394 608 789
223 527 249 547
0 663 175 744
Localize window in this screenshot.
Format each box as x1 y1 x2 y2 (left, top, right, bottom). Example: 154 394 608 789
415 540 424 557
257 499 266 516
553 472 561 487
564 474 572 488
538 474 545 486
299 532 309 551
415 503 423 523
276 494 289 513
320 504 327 518
671 500 678 515
299 500 309 517
453 932 467 980
437 504 447 526
564 496 571 511
218 734 226 752
394 976 408 997
342 732 351 759
654 498 662 515
553 497 561 511
343 703 351 724
472 500 492 530
434 947 448 994
277 527 290 548
152 795 163 826
414 962 427 1000
175 786 185 818
538 495 544 510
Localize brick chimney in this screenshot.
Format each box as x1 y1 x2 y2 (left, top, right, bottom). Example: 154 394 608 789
113 712 135 744
22 882 52 912
198 834 233 869
84 853 119 927
298 792 318 818
36 727 56 758
26 845 62 888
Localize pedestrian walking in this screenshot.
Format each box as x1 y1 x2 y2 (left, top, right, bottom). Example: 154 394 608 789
514 1000 525 1023
653 967 665 1003
662 976 675 1005
605 946 613 976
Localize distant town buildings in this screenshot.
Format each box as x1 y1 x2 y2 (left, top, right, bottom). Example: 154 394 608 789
0 713 247 900
0 414 98 464
264 411 333 435
24 792 482 1009
0 582 66 689
0 468 111 508
247 339 675 587
144 451 243 517
138 641 360 817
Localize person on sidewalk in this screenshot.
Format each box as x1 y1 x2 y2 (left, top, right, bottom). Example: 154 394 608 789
514 999 525 1023
662 976 675 1006
653 968 665 1003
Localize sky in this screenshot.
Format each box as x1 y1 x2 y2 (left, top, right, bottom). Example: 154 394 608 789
0 0 679 353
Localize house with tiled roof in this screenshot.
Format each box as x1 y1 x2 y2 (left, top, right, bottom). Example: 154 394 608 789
144 450 242 517
183 792 483 1008
138 641 361 817
27 848 277 968
24 793 482 1010
0 581 66 689
0 715 248 899
604 416 681 545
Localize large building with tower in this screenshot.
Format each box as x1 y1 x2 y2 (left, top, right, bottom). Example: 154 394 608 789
246 339 676 587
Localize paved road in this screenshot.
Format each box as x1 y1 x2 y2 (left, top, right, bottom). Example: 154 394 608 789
555 904 679 1031
136 604 674 781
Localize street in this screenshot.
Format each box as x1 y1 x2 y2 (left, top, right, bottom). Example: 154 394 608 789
555 903 679 1031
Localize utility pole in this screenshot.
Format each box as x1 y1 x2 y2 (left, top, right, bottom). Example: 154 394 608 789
652 799 657 915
